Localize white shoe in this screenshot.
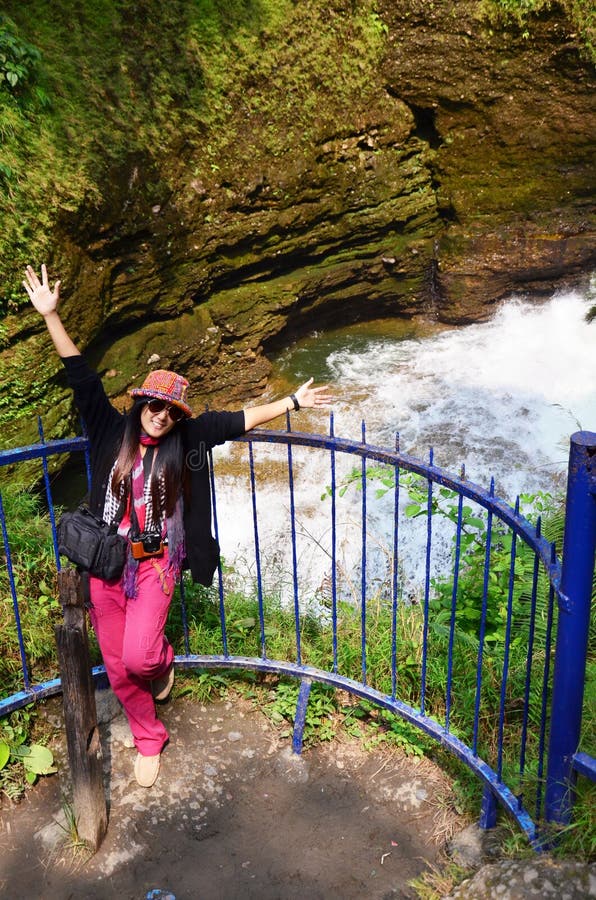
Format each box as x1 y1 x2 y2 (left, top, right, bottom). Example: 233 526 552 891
152 664 175 702
134 752 161 787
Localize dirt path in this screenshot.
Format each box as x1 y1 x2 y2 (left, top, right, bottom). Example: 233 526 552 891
0 691 461 900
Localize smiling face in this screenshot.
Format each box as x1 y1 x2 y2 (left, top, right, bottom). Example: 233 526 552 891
140 400 179 439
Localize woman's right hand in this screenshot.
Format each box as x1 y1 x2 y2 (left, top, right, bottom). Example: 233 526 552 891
23 264 61 317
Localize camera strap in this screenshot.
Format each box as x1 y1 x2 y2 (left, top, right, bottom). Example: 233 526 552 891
142 443 155 480
130 444 160 538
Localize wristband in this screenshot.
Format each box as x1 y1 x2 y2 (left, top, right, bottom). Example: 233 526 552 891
290 394 300 411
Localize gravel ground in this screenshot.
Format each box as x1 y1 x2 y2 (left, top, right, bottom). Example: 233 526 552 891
0 690 457 899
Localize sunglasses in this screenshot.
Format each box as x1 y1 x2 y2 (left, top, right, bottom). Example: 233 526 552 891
145 398 185 422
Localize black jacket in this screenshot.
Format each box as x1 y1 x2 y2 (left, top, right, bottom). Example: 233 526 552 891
62 355 246 585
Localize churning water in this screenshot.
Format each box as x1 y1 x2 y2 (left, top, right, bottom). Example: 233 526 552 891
323 283 596 498
213 280 596 598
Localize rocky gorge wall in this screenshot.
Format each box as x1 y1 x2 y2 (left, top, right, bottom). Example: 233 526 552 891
0 0 594 455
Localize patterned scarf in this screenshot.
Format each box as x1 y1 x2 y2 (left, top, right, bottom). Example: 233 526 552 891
103 442 185 598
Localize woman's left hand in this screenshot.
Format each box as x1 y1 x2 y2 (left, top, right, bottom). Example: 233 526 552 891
294 378 333 410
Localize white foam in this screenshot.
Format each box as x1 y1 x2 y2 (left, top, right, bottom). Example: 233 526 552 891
327 285 595 496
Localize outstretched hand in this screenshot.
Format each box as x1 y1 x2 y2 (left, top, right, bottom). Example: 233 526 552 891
23 264 61 317
294 377 333 410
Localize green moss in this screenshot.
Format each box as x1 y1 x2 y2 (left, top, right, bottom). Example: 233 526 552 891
92 303 217 395
0 0 593 455
483 0 595 63
0 0 389 311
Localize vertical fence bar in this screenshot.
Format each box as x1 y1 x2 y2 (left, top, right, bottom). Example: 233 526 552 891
445 490 464 732
0 491 31 690
209 449 229 657
292 678 313 755
473 485 494 757
391 434 400 701
536 564 556 823
37 417 61 568
545 431 596 825
248 441 267 659
519 524 541 808
497 502 519 781
360 421 367 686
178 575 191 656
286 433 301 666
330 414 338 674
420 449 434 715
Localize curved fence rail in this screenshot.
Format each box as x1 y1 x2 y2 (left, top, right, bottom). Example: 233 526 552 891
1 418 594 848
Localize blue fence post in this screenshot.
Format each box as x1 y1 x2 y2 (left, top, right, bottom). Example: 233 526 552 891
545 431 596 825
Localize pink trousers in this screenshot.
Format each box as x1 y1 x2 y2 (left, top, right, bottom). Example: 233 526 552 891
89 554 175 757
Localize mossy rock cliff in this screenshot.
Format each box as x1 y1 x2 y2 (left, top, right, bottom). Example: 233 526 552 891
0 0 594 456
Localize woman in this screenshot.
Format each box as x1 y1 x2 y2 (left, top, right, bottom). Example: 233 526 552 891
24 264 331 788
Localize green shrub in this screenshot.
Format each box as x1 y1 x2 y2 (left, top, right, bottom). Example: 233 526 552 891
0 15 42 99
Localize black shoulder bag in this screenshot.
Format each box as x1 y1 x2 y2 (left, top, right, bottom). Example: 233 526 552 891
57 503 127 581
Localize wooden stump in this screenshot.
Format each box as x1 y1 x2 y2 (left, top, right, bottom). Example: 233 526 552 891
55 568 108 852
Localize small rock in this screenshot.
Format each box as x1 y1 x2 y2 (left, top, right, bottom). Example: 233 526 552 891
445 857 596 899
34 809 69 852
95 687 122 724
273 747 309 784
147 353 161 365
227 731 242 743
448 823 507 868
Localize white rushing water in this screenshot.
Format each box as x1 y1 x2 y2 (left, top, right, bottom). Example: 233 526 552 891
212 280 596 600
326 284 596 498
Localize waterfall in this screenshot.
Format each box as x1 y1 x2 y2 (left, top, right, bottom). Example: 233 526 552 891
326 282 595 498
213 280 596 600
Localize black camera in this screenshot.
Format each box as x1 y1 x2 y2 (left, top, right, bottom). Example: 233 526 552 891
131 531 164 559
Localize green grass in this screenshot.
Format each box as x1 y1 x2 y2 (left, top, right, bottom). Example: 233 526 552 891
0 485 62 697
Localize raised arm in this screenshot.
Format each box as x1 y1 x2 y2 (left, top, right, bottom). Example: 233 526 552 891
23 264 80 358
242 378 333 431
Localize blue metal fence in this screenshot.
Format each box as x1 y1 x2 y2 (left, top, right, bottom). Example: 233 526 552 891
0 419 594 847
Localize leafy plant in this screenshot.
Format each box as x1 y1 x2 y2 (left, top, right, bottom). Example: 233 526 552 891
484 0 595 63
175 670 231 702
343 699 431 756
0 15 42 97
0 708 56 799
262 680 337 745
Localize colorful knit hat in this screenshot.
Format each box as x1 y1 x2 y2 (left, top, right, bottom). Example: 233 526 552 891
129 369 192 418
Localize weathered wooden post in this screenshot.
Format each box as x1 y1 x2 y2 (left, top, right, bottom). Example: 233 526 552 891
55 568 108 851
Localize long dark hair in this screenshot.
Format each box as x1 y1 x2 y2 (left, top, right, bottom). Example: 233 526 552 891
111 399 187 521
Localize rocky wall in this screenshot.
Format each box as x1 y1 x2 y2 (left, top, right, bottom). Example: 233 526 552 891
1 0 594 454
